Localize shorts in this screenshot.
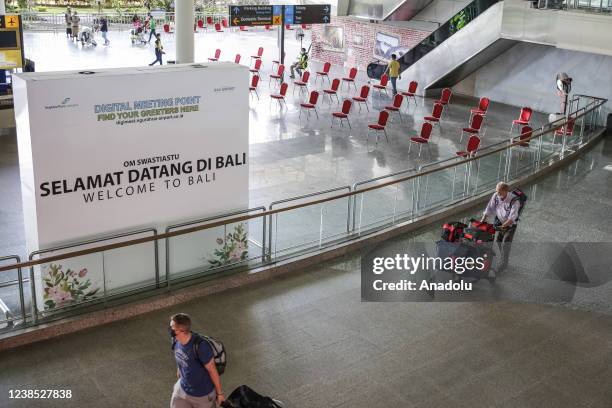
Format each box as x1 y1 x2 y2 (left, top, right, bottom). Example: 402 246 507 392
170 380 216 408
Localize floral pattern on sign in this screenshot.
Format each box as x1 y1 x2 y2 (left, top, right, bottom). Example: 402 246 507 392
42 264 100 310
208 223 249 268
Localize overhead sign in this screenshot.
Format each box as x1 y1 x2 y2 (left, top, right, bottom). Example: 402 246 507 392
229 5 275 27
284 5 331 25
228 5 331 27
0 15 24 69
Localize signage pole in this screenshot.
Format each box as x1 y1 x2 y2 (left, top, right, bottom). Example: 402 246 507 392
280 7 285 69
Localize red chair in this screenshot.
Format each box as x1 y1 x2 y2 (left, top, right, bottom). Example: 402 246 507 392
515 126 532 159
436 88 452 106
332 100 352 129
511 107 533 133
251 47 264 62
285 24 294 30
197 20 204 28
270 82 289 110
300 91 320 120
461 113 484 142
239 25 248 32
408 122 434 157
352 85 370 112
222 18 228 29
384 94 404 122
249 58 262 75
342 67 358 92
234 54 241 64
214 23 223 33
456 135 481 157
401 81 418 105
264 24 271 30
249 75 260 100
301 24 310 30
323 78 341 104
293 71 310 96
553 117 575 143
163 24 170 33
367 110 390 145
315 62 331 85
373 74 389 96
470 97 490 120
272 52 286 72
206 16 213 26
424 103 444 127
270 64 285 87
208 48 221 62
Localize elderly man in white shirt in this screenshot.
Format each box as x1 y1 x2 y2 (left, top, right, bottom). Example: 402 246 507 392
481 182 520 271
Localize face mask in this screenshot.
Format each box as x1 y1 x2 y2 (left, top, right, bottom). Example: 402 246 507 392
168 326 176 338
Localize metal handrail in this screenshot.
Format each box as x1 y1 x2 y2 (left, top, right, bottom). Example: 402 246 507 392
0 255 26 324
0 96 606 274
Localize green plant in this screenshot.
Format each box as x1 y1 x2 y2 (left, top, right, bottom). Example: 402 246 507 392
208 223 249 268
36 6 47 12
42 264 100 310
154 0 173 11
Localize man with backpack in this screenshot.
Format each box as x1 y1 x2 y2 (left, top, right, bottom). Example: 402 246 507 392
289 48 308 79
169 313 225 408
481 182 526 271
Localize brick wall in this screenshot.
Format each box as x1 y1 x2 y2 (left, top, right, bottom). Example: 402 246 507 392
310 17 431 71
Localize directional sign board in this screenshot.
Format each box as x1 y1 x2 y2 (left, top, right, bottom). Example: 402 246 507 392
0 15 24 69
284 5 331 25
229 5 275 27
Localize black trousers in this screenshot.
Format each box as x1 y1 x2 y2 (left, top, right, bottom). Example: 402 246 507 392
150 50 163 66
495 225 516 269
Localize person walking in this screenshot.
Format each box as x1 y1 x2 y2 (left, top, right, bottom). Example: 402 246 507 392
383 53 401 96
71 11 80 42
147 14 157 43
149 33 164 65
481 182 521 271
100 16 109 46
169 314 225 408
289 48 308 79
64 8 72 39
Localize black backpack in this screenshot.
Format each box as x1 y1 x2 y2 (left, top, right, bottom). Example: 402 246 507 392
509 188 527 220
172 332 226 375
222 385 285 408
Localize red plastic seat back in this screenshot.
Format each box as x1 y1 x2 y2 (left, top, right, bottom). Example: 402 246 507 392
277 64 285 76
392 94 403 108
378 110 389 127
466 135 481 153
265 24 270 30
198 20 204 28
330 78 340 92
432 103 443 119
301 71 310 83
348 67 357 79
519 126 532 146
470 114 484 130
257 47 264 57
341 99 352 114
440 88 452 103
214 23 221 31
479 97 490 112
235 54 241 64
308 91 319 105
359 85 370 99
520 107 533 122
565 117 575 135
253 59 262 70
251 75 259 88
164 24 170 33
279 82 288 96
408 81 417 94
285 24 291 29
380 74 388 86
206 16 213 25
222 18 228 28
214 49 221 59
322 62 331 74
420 122 433 140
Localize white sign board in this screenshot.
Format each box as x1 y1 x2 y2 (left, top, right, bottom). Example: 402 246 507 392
12 63 249 310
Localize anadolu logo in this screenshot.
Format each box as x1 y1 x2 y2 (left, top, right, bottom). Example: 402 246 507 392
44 97 79 110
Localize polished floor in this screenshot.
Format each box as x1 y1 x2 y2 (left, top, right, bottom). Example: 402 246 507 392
1 138 611 408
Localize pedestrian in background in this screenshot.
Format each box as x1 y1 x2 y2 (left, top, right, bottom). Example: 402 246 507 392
64 7 72 39
384 53 401 96
71 11 80 42
149 33 164 66
100 16 109 46
147 14 157 43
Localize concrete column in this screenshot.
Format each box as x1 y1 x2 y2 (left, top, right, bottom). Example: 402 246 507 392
0 0 6 15
175 0 194 64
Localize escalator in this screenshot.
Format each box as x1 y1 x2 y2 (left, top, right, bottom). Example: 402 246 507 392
366 0 516 95
348 0 435 21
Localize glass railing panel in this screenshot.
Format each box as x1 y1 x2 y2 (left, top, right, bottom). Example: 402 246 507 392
354 185 400 232
415 166 460 212
0 256 28 330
